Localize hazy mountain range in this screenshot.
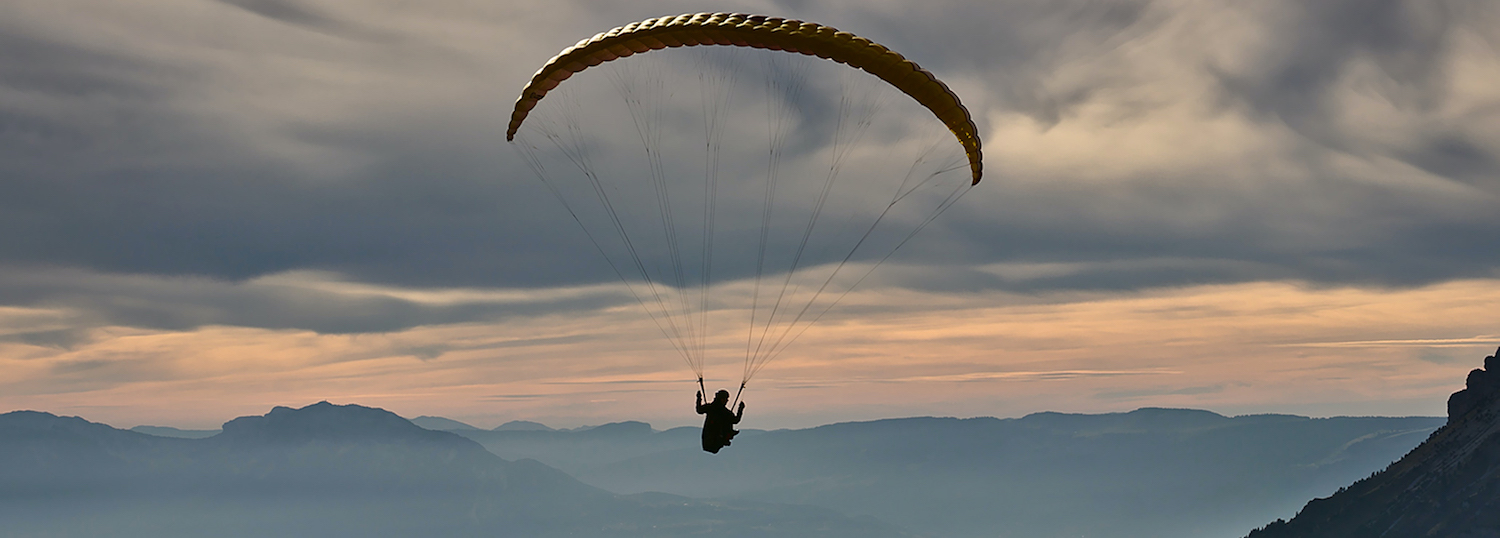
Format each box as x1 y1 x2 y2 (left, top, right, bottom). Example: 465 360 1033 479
2 402 1441 537
449 409 1440 538
1 402 905 538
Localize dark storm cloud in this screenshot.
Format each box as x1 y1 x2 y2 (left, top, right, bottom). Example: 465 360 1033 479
219 0 344 32
217 0 401 42
771 0 1498 296
898 175 1500 293
0 31 194 174
1211 0 1449 135
0 5 599 290
0 31 163 100
0 0 1496 335
819 0 1159 124
0 266 633 335
0 162 604 287
1402 136 1498 185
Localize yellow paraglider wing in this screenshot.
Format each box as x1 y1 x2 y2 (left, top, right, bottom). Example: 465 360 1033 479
505 12 984 185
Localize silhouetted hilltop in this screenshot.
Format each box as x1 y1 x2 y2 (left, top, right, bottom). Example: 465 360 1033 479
578 420 654 436
0 410 190 496
408 415 480 431
193 402 542 499
1248 347 1500 537
1 410 158 448
1019 407 1233 433
494 419 553 431
1449 349 1500 420
131 425 221 438
2 410 152 443
220 401 432 440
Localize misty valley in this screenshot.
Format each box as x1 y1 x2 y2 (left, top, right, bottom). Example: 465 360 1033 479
1 401 1441 538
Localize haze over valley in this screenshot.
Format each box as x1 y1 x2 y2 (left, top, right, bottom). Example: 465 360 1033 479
3 401 1441 537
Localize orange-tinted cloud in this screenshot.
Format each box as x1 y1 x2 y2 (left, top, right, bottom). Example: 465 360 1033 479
3 279 1494 429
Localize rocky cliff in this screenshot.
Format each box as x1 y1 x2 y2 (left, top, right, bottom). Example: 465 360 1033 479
1247 347 1500 538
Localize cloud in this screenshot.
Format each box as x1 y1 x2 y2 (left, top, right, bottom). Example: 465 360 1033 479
5 278 1492 429
878 368 1182 383
1094 384 1229 401
0 0 1494 338
0 267 634 335
217 0 351 36
1279 335 1500 348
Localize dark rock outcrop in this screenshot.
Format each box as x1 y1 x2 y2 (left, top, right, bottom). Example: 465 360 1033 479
1248 347 1500 538
1449 349 1500 421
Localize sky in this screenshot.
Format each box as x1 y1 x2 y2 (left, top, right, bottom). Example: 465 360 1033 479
1 0 1497 431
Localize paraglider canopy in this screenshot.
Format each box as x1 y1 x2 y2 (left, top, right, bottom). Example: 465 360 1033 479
507 12 982 185
506 12 984 395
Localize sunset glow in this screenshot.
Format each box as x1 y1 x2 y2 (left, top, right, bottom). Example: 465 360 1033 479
2 0 1497 431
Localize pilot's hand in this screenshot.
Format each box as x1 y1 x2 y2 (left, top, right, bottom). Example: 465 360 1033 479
737 402 745 412
697 391 703 402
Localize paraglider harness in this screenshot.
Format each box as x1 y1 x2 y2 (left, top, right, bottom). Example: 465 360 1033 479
697 377 744 454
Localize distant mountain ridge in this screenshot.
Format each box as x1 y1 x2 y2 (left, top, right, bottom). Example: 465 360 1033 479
1247 347 1500 537
495 419 553 431
220 401 452 443
408 415 480 431
0 401 1449 538
130 424 221 438
0 401 909 538
448 408 1441 538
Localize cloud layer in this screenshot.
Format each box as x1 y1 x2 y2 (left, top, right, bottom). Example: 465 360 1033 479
1 0 1497 426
